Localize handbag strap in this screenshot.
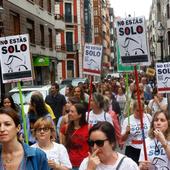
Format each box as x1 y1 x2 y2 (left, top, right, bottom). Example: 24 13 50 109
116 156 126 170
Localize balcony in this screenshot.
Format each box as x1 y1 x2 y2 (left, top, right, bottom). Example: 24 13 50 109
167 19 170 29
55 0 62 2
55 45 66 60
55 45 66 51
55 44 78 53
54 14 65 31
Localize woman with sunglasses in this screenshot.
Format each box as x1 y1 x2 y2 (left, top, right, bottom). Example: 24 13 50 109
79 121 138 170
60 103 89 170
0 107 50 170
32 117 72 170
139 111 170 170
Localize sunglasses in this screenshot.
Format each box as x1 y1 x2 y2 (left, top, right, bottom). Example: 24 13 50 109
36 127 50 133
87 139 108 147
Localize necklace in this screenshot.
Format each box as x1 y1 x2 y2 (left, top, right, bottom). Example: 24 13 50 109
154 139 160 153
2 155 14 164
71 128 79 138
3 159 13 163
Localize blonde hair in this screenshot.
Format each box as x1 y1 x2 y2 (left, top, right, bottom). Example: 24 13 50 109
33 117 56 140
103 96 110 112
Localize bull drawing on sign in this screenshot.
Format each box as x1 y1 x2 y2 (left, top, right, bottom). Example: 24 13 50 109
4 55 28 72
162 77 170 87
87 59 99 70
122 37 145 56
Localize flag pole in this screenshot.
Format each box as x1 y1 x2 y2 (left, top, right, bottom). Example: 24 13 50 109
134 65 147 160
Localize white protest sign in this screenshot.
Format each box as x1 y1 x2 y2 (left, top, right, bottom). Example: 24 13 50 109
83 44 102 76
116 16 150 65
156 62 170 93
0 34 32 83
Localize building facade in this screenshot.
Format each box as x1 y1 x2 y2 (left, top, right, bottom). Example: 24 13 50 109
148 0 170 62
0 0 65 91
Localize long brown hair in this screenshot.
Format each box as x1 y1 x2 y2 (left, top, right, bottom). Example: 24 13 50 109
65 103 87 149
148 111 170 140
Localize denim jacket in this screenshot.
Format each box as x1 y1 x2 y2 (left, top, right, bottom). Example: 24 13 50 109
0 143 50 170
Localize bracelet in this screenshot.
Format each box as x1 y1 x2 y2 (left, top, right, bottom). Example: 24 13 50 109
162 141 168 149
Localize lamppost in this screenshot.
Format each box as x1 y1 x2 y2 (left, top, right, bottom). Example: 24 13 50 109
157 22 170 118
157 22 165 62
150 46 155 67
0 4 4 102
75 43 80 77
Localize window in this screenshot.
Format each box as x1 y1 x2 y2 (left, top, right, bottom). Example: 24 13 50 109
94 9 98 16
65 3 72 22
27 0 34 3
94 27 98 33
40 25 44 46
47 0 51 13
110 16 113 22
110 28 113 34
39 0 43 8
67 60 74 78
10 11 20 35
167 4 170 19
48 28 52 48
0 0 3 7
66 32 73 51
27 19 35 44
168 31 170 45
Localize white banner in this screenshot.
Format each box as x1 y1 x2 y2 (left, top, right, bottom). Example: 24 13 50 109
116 16 150 66
0 34 32 83
156 62 170 93
83 44 102 76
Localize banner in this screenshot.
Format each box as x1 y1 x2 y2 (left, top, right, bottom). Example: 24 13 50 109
0 34 32 83
116 16 150 66
83 44 102 76
156 62 170 93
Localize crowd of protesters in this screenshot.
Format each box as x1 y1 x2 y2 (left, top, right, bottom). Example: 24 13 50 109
0 72 170 170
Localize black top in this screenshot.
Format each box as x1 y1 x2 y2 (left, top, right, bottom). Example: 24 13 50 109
45 93 66 122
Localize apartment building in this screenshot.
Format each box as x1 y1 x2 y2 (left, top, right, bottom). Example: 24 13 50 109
109 7 116 71
55 0 85 79
84 0 93 43
0 0 65 88
148 0 170 62
92 0 111 77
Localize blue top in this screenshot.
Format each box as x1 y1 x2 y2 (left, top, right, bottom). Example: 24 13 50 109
0 143 50 170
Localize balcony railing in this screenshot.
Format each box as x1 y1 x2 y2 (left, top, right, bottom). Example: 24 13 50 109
55 14 64 20
55 44 78 52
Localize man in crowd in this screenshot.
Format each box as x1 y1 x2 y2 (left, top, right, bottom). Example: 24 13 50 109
45 83 66 124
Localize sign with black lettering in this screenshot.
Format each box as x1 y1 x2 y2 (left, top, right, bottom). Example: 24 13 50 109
0 34 32 83
116 16 150 65
156 62 170 93
83 44 102 76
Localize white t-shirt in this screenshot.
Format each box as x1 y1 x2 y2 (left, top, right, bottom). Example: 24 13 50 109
116 94 126 112
121 113 152 149
31 142 72 169
87 110 113 126
79 152 139 170
139 137 170 170
148 97 167 114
